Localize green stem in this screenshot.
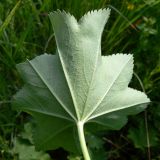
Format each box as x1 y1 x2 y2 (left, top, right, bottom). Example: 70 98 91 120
77 121 91 160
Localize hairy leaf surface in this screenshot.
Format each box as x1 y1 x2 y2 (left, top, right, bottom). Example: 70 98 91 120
13 9 150 152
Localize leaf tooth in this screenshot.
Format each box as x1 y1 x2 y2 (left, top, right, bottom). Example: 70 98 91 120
49 9 78 24
107 53 132 56
79 8 110 23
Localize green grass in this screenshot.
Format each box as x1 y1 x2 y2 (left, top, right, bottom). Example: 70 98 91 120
0 0 160 159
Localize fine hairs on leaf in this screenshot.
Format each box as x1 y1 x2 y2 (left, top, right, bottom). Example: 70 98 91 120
13 8 150 160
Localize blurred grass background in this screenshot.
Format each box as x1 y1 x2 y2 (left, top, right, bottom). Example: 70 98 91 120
0 0 160 159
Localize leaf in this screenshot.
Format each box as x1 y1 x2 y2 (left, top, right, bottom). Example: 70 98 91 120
128 120 158 149
21 122 34 143
86 133 107 160
13 123 51 160
67 155 82 160
13 138 52 160
13 8 150 154
87 134 104 150
90 149 107 160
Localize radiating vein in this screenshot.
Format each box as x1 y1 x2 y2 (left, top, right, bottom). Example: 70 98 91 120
27 59 77 121
83 56 132 121
88 101 149 121
38 123 73 149
28 108 73 122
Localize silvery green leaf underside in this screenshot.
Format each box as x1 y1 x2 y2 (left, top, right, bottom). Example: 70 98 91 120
13 8 150 152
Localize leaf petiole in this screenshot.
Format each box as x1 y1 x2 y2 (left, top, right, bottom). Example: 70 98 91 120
77 121 91 160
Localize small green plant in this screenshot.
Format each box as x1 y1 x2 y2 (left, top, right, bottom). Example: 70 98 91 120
13 9 150 160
